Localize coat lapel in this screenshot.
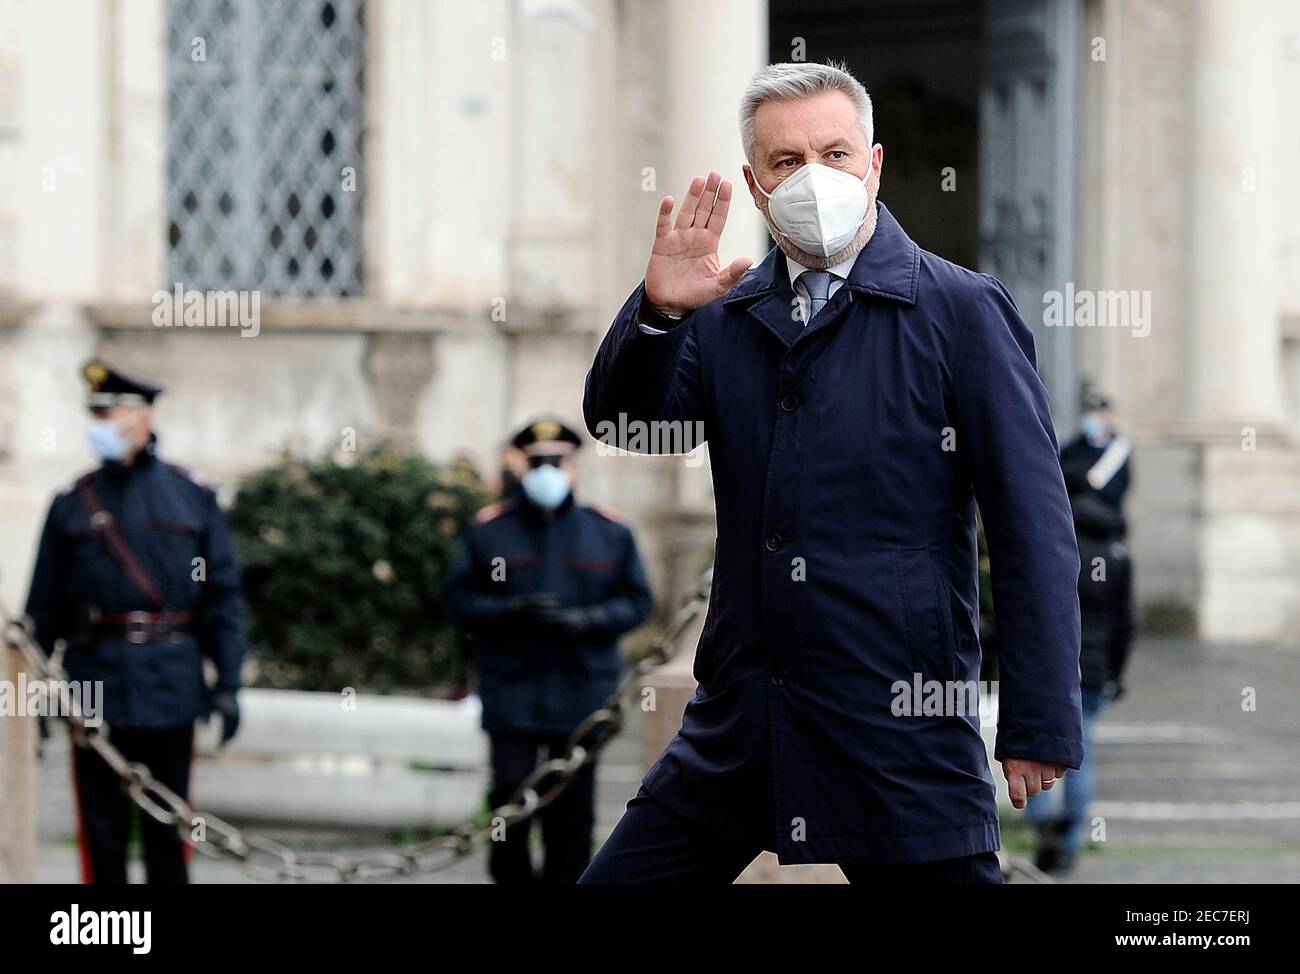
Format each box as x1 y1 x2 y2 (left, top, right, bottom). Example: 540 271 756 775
724 248 802 348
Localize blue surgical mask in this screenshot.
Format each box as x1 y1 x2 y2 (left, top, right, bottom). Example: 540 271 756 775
522 464 571 510
86 419 128 461
1080 412 1108 443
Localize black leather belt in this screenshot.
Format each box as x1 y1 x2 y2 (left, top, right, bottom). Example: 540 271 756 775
92 610 194 645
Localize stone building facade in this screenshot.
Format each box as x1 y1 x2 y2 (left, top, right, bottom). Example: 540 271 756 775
1 0 1297 644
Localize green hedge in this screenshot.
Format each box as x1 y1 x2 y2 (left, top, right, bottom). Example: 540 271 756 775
228 445 490 694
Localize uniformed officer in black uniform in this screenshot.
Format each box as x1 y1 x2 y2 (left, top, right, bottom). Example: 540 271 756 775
24 361 246 884
1059 390 1133 514
446 418 653 884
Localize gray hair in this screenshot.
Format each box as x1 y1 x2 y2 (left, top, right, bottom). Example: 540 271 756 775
738 61 874 164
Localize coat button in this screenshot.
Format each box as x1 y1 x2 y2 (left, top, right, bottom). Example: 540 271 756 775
779 393 800 412
764 532 783 551
770 667 788 687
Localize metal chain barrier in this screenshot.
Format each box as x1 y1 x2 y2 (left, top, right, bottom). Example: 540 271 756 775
5 567 1046 884
2 568 713 884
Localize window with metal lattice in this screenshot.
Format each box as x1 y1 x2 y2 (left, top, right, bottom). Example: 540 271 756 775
166 0 366 298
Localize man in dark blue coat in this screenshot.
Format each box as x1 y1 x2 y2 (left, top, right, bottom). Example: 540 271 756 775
579 61 1082 884
446 418 653 883
25 361 246 884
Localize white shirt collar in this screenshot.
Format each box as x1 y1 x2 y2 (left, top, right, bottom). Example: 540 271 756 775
786 252 858 290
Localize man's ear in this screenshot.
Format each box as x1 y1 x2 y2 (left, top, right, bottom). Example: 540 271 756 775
866 144 884 197
741 164 760 203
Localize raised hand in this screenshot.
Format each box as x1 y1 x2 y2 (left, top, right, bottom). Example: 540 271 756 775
644 170 753 316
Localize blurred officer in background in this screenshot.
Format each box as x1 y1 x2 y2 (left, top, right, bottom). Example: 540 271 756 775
1060 390 1133 515
24 361 246 884
1028 458 1134 873
447 417 654 884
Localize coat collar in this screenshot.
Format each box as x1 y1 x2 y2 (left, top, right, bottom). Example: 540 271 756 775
518 486 577 523
723 200 920 309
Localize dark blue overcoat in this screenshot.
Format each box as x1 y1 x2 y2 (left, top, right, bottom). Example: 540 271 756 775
583 202 1083 865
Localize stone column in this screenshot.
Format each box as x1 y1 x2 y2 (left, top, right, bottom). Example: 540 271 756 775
662 0 768 273
368 0 512 309
1182 0 1284 434
15 0 111 301
1180 0 1298 641
498 0 609 439
111 0 167 301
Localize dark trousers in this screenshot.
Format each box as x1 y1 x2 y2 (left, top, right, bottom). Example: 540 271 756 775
579 787 1003 884
70 725 195 885
488 731 597 884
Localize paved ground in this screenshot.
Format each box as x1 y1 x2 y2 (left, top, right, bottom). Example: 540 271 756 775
31 635 1300 884
1012 635 1300 883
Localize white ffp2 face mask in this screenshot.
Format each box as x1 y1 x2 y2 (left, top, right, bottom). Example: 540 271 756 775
755 162 871 258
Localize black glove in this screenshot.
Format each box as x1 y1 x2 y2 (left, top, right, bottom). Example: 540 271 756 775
537 604 606 638
506 592 561 622
208 689 240 745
